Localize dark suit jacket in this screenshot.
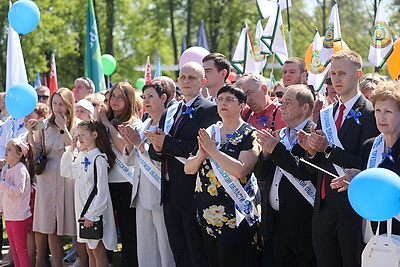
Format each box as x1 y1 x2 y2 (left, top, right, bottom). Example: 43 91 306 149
254 120 317 238
313 94 380 212
149 95 219 212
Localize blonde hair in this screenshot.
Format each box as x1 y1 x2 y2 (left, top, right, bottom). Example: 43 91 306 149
370 81 400 110
330 50 362 70
48 88 75 131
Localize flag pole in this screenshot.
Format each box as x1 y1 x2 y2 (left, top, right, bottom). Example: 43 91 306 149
270 52 276 87
285 0 293 57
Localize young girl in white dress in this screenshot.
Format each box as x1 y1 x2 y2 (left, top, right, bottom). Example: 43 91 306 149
61 120 117 267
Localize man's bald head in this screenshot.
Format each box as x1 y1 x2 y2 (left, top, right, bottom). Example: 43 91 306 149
180 62 205 79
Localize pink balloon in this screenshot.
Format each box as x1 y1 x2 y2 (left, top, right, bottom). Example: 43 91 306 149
179 46 210 69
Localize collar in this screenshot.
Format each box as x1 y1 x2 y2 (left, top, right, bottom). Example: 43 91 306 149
183 93 201 108
338 91 362 114
285 118 310 136
253 97 280 115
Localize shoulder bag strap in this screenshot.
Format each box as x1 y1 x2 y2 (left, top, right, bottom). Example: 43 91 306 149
41 128 46 154
80 155 103 219
270 105 280 131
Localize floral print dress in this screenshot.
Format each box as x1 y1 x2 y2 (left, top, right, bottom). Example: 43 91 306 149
194 122 259 247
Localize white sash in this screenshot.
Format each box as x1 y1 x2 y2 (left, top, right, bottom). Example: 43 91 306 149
367 133 385 169
135 119 161 190
275 128 316 206
320 105 346 176
363 133 400 242
207 123 260 227
113 146 136 185
162 102 187 165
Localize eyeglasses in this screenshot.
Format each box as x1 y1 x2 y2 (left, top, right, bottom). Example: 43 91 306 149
38 95 49 100
215 97 238 104
275 91 284 98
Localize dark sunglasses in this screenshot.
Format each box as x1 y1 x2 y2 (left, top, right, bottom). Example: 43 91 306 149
38 95 49 100
275 91 284 98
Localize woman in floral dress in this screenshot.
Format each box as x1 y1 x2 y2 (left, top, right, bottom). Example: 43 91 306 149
185 85 261 267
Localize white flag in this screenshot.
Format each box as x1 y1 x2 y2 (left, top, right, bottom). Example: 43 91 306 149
254 20 269 72
319 4 341 64
308 30 328 95
368 1 393 68
261 3 288 65
257 0 292 19
231 24 259 74
6 1 28 91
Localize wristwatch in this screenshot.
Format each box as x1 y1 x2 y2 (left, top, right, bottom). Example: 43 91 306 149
324 143 334 158
59 129 65 134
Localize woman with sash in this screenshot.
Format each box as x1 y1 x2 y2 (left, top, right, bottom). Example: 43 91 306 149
119 81 175 267
185 85 261 267
332 81 400 243
27 88 88 267
98 82 142 267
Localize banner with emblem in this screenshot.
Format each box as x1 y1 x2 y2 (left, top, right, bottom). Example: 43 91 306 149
368 1 394 68
308 30 329 95
231 23 259 74
319 4 341 65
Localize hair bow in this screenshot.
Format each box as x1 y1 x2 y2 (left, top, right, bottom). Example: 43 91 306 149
11 138 29 157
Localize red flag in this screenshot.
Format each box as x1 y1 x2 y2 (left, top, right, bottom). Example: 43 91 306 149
144 56 152 84
42 74 48 87
49 54 58 95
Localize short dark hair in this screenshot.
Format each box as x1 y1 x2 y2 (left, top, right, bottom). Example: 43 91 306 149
142 81 170 100
217 85 246 104
284 57 307 74
202 53 231 80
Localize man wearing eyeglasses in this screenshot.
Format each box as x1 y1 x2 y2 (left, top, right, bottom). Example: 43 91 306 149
35 86 51 107
235 73 286 132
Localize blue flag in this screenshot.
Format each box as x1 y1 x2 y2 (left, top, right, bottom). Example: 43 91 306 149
154 57 162 78
85 0 106 92
197 20 210 51
34 70 41 87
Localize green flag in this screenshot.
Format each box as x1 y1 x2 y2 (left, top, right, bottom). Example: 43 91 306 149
85 0 106 92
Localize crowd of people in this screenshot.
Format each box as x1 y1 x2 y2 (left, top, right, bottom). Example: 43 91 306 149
0 49 398 267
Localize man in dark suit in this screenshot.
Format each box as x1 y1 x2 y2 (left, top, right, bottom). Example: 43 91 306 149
255 84 317 267
297 50 380 267
146 62 219 267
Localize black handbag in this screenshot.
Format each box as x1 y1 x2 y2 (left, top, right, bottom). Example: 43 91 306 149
35 129 47 175
78 155 104 240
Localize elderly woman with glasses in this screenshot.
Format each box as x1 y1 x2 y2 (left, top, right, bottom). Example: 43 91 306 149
185 85 261 267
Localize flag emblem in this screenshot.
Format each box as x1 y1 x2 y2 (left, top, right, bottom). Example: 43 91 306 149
323 23 334 49
323 23 333 48
253 38 267 63
311 50 325 74
371 21 391 48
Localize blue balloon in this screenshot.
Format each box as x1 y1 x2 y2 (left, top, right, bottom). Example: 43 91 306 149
5 83 38 119
348 168 400 221
8 0 40 35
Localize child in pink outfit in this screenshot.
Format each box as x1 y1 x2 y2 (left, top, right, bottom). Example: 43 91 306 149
0 138 35 267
